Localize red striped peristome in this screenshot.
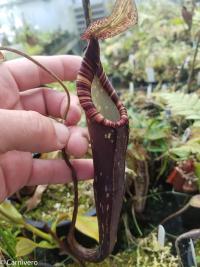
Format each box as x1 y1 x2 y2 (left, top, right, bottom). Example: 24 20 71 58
77 38 128 128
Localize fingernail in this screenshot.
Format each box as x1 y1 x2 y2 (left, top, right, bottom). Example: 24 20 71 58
54 122 69 147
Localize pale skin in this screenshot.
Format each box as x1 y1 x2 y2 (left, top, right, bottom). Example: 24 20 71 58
0 55 94 202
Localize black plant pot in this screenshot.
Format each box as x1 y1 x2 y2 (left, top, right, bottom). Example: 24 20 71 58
140 191 190 235
176 236 196 267
182 206 200 230
175 229 200 267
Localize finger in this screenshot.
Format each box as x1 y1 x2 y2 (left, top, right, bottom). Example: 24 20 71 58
20 88 81 125
28 159 93 186
5 55 82 91
0 150 93 201
66 126 89 158
0 151 33 201
0 109 70 153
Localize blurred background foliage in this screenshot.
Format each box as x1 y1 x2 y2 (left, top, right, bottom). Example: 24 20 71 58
102 0 200 87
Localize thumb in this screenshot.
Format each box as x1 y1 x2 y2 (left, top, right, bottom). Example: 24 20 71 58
0 109 69 153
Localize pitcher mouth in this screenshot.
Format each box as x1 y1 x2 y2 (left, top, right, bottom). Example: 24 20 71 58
77 61 128 128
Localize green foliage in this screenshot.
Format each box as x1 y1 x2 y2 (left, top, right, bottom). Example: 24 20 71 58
0 201 24 225
0 226 17 259
0 183 96 261
159 92 200 120
128 110 170 157
154 92 200 159
0 201 57 259
125 90 200 185
16 238 56 257
170 139 200 159
75 215 99 242
101 0 200 89
102 0 193 84
0 226 33 267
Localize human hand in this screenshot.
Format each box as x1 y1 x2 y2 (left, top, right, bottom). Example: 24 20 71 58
0 55 93 202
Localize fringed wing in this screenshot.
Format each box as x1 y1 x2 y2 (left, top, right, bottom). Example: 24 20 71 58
81 0 138 40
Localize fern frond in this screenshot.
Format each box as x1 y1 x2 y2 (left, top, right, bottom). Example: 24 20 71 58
159 93 200 120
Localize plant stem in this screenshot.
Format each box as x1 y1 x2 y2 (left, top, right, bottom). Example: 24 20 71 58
23 222 53 243
82 0 92 27
131 206 143 236
187 34 200 93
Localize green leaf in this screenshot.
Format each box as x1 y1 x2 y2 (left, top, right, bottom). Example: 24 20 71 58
16 238 56 257
146 121 169 141
16 238 38 257
0 201 24 225
146 130 168 141
170 142 200 159
75 215 99 242
50 213 99 242
170 147 190 158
